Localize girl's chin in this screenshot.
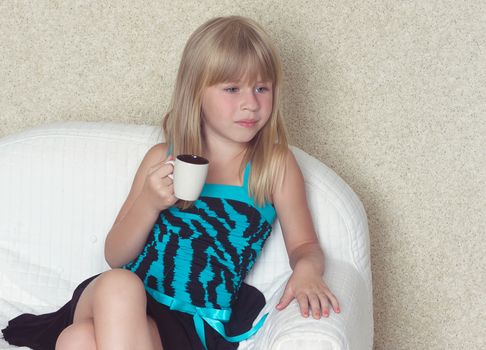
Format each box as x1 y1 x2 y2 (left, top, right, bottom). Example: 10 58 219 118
235 132 260 144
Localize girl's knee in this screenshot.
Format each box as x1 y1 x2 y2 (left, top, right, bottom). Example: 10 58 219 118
55 320 96 350
94 269 146 303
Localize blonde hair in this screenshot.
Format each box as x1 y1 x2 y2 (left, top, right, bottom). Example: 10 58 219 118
163 16 288 207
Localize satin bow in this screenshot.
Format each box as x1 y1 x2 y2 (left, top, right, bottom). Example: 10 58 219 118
147 287 268 350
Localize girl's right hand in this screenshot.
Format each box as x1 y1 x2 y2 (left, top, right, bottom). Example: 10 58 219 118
139 155 178 211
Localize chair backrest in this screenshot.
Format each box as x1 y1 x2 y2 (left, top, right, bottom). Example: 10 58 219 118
0 122 370 309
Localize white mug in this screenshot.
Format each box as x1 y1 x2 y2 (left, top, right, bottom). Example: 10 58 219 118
167 154 209 201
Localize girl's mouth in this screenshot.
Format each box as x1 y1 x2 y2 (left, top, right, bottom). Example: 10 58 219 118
236 120 258 128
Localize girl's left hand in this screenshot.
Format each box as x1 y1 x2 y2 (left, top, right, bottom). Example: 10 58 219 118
276 263 340 319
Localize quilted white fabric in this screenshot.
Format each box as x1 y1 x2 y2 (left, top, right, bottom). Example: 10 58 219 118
0 122 373 350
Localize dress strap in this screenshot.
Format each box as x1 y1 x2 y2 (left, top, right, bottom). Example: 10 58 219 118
242 162 251 188
167 144 174 156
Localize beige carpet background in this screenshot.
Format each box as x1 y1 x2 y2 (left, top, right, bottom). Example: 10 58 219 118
1 1 485 349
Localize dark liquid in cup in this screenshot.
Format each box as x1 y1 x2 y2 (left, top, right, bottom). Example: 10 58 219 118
177 154 209 165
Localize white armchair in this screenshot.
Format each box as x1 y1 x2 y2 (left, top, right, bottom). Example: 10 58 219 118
0 122 373 350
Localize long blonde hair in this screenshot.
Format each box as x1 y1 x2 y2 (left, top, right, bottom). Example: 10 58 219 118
163 16 288 206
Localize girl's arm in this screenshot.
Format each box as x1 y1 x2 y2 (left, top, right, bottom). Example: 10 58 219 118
104 143 177 268
272 150 340 319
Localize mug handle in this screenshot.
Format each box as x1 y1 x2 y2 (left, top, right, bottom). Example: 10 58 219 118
165 160 175 180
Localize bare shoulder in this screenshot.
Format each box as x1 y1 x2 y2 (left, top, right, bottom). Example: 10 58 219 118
270 148 303 202
284 148 300 172
140 143 170 168
277 148 302 187
130 143 170 185
111 143 170 225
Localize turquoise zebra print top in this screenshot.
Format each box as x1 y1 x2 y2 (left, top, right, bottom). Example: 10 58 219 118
123 162 276 310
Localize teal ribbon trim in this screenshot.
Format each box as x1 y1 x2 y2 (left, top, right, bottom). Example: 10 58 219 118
146 287 268 350
203 312 268 342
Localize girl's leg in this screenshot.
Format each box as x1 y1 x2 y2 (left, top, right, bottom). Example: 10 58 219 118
56 269 163 350
55 320 96 350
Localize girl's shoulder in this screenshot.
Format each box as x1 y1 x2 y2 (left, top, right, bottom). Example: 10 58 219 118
274 146 300 179
140 143 171 167
272 148 303 191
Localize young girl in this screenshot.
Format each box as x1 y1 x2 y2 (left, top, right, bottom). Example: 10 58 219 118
2 15 339 350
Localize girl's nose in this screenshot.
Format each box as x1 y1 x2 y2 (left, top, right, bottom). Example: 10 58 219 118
241 90 259 111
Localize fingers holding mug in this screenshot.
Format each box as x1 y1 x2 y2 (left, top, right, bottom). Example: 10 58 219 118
164 159 175 180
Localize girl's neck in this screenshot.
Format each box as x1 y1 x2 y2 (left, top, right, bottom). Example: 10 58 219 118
202 139 248 165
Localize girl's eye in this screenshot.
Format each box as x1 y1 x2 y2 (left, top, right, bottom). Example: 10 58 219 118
255 86 269 93
224 87 239 93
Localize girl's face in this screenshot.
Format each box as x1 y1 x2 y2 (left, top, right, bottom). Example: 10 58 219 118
201 77 273 147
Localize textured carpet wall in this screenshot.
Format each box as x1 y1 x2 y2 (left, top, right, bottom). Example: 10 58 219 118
1 1 485 349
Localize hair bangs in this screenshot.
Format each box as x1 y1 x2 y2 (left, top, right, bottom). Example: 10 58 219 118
205 25 277 86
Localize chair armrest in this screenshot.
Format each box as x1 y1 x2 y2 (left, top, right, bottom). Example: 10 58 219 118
240 260 373 350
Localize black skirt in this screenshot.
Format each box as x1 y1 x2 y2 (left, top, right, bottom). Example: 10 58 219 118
1 274 266 350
